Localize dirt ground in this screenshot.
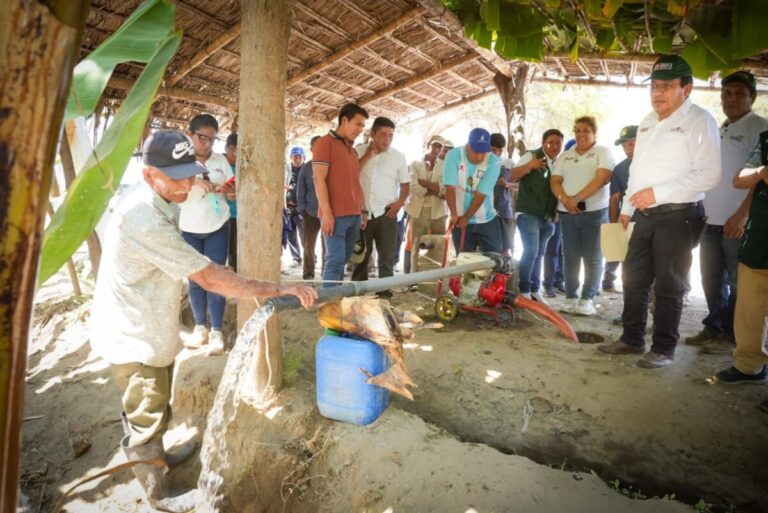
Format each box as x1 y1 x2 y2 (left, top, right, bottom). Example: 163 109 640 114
18 265 768 513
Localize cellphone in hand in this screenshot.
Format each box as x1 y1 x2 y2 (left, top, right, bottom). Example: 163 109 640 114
577 201 587 211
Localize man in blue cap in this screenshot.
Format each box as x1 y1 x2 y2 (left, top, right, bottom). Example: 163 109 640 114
598 54 721 369
90 131 316 512
284 146 305 266
442 127 503 253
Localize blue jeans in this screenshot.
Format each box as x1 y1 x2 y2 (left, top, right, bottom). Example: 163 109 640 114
182 222 229 330
543 220 564 288
451 217 502 254
322 215 361 288
700 224 740 339
560 209 607 300
517 213 555 293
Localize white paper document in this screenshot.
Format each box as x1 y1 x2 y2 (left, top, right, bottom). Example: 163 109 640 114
601 222 635 262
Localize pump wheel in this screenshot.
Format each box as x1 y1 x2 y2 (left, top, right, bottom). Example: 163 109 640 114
435 294 459 321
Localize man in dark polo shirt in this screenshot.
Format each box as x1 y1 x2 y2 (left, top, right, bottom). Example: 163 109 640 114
714 133 768 407
313 103 368 288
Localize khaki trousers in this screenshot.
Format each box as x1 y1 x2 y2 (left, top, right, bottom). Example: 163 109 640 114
410 212 446 273
733 263 768 374
111 363 173 447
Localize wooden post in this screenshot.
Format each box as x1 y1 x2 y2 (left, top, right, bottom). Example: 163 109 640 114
0 1 89 510
493 63 529 158
238 0 291 396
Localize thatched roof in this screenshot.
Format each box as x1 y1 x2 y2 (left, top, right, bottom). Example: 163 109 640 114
84 0 768 139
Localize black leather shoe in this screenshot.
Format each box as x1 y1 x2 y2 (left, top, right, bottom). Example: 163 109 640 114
636 352 674 369
597 340 644 355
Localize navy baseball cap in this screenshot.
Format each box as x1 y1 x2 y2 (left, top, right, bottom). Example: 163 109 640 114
614 125 638 145
468 128 491 153
142 131 206 179
290 146 305 157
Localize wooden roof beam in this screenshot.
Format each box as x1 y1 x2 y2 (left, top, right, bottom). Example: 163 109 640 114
294 82 350 103
360 47 416 76
385 35 441 68
599 59 611 79
288 7 425 86
292 1 353 43
335 0 378 27
109 75 236 110
173 1 225 29
340 60 396 87
167 23 241 86
403 87 443 105
401 87 497 125
317 73 375 96
425 78 461 98
447 69 482 91
576 59 593 79
361 53 477 106
420 19 466 55
291 28 333 55
552 57 569 78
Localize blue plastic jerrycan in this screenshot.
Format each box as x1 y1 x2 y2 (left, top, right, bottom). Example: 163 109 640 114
315 331 390 425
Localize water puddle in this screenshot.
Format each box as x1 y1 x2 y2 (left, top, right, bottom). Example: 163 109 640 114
197 303 276 512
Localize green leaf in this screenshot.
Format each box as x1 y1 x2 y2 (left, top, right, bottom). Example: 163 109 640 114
687 4 742 71
680 40 728 79
653 20 673 54
474 23 494 49
515 33 545 61
568 33 579 62
544 0 561 7
602 0 624 18
583 0 602 19
38 32 182 285
65 0 176 121
666 0 701 16
498 3 547 38
731 0 768 59
480 0 501 32
495 36 517 59
595 29 615 50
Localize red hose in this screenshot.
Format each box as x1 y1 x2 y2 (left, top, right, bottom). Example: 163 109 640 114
512 295 579 342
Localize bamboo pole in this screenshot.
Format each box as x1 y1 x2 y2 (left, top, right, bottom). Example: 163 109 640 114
0 1 89 510
238 0 291 396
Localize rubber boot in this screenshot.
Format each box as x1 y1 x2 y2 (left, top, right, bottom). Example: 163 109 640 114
121 436 199 513
121 412 198 469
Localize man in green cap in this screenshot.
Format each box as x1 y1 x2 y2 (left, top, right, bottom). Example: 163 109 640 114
598 54 721 368
685 71 768 354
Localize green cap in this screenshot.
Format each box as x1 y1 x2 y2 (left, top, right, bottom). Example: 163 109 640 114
649 55 692 81
721 70 757 94
614 125 638 145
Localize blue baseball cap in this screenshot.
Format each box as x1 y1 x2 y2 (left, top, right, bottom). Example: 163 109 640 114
468 128 491 153
290 146 305 157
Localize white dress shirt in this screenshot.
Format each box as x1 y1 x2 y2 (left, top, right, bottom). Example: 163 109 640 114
704 111 768 225
355 144 410 217
406 158 448 220
622 98 721 217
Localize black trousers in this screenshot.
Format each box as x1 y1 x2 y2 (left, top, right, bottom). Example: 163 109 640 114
621 204 705 355
352 213 397 281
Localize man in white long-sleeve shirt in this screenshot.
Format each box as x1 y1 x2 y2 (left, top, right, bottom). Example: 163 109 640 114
598 55 721 368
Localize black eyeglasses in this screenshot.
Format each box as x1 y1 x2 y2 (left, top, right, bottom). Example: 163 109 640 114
194 132 218 144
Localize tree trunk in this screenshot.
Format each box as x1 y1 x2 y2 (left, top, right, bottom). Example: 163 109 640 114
60 129 102 278
0 1 89 510
238 0 291 397
493 63 530 158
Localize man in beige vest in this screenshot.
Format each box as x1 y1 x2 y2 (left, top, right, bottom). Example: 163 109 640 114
406 135 448 272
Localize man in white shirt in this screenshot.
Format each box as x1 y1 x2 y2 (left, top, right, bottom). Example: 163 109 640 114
598 55 721 369
406 135 447 273
352 117 410 296
91 131 316 512
685 71 768 353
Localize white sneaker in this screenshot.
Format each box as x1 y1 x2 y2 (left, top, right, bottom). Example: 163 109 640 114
183 325 208 349
530 292 549 306
560 298 579 313
519 292 533 300
206 330 225 356
574 298 597 316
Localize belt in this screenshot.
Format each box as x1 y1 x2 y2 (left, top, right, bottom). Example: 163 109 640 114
641 202 697 216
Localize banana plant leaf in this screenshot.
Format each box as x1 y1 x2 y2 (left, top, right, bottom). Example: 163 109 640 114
64 0 175 121
38 32 182 285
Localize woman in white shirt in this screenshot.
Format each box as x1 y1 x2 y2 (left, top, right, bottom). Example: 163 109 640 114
551 116 614 316
179 115 235 354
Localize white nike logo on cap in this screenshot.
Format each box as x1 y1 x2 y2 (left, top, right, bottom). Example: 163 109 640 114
172 141 194 160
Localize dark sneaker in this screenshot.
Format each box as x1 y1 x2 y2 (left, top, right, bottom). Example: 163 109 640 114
714 366 766 385
376 290 393 300
684 329 721 346
702 339 735 355
543 286 557 298
636 352 674 369
597 340 645 355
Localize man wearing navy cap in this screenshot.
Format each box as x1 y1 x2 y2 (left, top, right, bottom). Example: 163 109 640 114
442 128 503 253
90 131 316 512
686 70 768 354
598 55 721 368
284 146 305 266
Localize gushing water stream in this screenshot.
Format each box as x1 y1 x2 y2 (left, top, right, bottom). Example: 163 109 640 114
196 303 276 512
